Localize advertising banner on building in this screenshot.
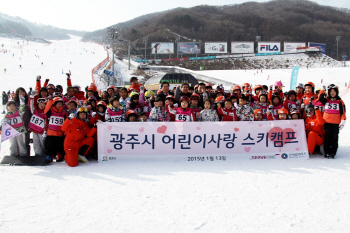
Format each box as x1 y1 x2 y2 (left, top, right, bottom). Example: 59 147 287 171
231 42 254 54
98 121 308 162
284 42 306 53
151 42 174 54
308 42 326 54
258 42 281 53
177 42 201 54
204 42 228 54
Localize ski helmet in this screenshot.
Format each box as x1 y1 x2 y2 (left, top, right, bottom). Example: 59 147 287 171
274 81 283 87
76 107 88 121
53 97 64 106
190 93 201 101
327 84 339 98
214 96 225 103
126 109 137 118
179 96 190 104
278 108 289 115
55 85 63 93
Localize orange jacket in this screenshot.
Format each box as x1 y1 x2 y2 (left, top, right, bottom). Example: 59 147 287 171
35 79 49 93
61 117 96 149
75 91 87 103
296 93 304 101
305 110 325 138
268 90 283 102
44 99 66 137
319 95 346 124
127 84 143 93
302 92 317 105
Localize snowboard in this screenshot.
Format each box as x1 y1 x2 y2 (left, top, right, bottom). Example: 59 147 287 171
0 155 47 166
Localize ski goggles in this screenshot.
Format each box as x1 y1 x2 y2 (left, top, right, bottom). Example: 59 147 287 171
77 107 88 113
37 98 47 104
305 108 315 114
327 84 339 90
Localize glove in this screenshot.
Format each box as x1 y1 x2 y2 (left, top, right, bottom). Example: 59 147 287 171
91 112 96 118
234 102 238 108
36 75 41 81
19 95 25 105
268 105 273 110
68 113 75 120
96 120 103 124
140 86 144 93
1 119 9 125
174 103 178 108
323 85 327 90
45 79 49 83
339 120 346 130
41 131 47 140
300 103 305 109
66 73 71 79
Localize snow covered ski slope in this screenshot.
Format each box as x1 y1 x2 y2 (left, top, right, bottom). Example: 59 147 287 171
0 36 350 233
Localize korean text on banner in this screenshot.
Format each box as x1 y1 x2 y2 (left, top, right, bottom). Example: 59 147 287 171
290 66 300 90
98 121 308 162
1 123 22 142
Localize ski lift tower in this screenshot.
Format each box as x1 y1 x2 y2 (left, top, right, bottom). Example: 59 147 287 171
107 27 120 86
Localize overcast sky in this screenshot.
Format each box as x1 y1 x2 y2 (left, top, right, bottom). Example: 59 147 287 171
2 0 349 32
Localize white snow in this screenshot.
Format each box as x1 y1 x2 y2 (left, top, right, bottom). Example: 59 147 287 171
1 36 350 233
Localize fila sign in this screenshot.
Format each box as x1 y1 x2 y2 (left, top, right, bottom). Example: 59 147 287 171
258 42 281 53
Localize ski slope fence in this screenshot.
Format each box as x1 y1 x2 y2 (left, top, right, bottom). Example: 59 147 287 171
91 46 109 88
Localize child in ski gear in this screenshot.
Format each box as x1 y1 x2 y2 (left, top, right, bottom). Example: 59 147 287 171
217 99 238 121
44 97 67 162
318 84 346 159
165 95 176 121
63 86 80 109
304 103 325 156
290 108 301 119
138 112 148 122
90 101 107 123
253 109 263 121
270 92 283 119
197 99 219 122
61 107 96 167
302 82 317 105
149 97 170 122
28 98 48 156
253 85 263 104
267 107 288 120
3 98 27 156
105 96 126 122
236 95 254 121
255 90 269 120
284 90 300 112
126 110 137 122
296 83 304 101
66 100 78 117
190 93 202 117
166 96 196 122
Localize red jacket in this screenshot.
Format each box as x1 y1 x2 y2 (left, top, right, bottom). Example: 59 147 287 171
305 110 325 137
61 117 96 149
217 107 238 121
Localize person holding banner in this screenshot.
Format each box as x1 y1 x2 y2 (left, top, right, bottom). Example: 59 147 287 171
2 97 27 156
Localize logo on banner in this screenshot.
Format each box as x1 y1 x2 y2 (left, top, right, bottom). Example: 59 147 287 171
281 153 288 159
260 45 279 52
1 123 21 142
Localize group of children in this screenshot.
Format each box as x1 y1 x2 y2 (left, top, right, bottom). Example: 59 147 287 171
1 75 346 166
